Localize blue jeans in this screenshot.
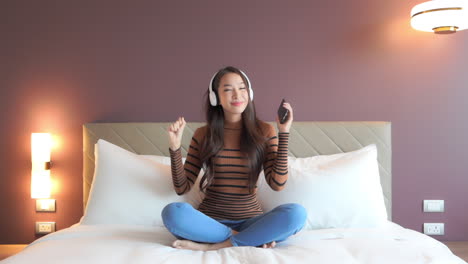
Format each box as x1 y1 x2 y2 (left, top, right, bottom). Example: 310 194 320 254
161 202 307 247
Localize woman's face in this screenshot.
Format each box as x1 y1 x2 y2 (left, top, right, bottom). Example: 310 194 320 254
217 72 249 116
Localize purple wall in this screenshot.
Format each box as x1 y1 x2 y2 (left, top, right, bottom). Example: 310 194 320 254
1 0 467 243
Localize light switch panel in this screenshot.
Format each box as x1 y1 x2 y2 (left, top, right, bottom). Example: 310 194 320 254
423 200 444 212
36 199 56 212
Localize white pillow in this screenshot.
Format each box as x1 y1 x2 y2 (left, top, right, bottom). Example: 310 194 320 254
140 155 204 206
80 139 203 227
257 144 387 230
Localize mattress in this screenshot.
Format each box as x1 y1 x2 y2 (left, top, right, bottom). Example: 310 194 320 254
3 221 465 264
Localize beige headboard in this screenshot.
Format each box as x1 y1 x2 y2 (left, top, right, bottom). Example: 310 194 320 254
83 121 392 219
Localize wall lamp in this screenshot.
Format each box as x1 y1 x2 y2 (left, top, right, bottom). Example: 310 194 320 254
31 133 55 212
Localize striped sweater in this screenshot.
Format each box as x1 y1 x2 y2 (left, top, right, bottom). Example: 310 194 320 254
169 120 289 220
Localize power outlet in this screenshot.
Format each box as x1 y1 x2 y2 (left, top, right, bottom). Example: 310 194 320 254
35 222 56 235
424 223 444 235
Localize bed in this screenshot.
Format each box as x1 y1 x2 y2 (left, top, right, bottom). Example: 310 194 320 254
3 122 466 264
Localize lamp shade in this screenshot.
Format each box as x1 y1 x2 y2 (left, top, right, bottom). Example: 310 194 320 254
31 170 51 199
31 133 52 199
411 0 468 33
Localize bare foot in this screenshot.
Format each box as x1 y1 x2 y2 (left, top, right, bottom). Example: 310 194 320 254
172 239 233 251
172 240 211 250
261 241 276 248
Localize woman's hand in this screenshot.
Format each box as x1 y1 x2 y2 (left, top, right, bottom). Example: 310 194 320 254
168 117 186 150
276 102 293 133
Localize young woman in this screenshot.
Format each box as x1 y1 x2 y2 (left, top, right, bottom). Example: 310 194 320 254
163 66 306 251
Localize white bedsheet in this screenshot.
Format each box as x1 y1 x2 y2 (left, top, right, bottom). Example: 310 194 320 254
3 221 466 264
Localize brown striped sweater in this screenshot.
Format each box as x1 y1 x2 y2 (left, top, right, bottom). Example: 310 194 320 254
169 120 289 220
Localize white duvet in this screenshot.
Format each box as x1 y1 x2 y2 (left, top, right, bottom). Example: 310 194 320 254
2 221 465 264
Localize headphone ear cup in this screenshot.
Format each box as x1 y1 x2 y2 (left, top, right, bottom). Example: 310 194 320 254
239 69 253 101
208 72 218 106
209 90 217 106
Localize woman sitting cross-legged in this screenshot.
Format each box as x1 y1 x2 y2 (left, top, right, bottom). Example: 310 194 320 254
162 66 306 251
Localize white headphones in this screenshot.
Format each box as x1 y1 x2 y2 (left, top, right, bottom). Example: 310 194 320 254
208 69 253 106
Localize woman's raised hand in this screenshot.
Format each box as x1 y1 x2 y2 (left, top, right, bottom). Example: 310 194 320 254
168 117 186 150
276 102 294 133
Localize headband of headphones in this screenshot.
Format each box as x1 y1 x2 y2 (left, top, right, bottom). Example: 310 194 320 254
208 69 253 106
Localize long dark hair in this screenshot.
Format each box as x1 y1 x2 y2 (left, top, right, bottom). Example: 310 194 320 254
198 66 267 193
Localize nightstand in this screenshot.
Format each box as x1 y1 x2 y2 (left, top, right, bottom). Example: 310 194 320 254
0 244 27 260
443 241 468 262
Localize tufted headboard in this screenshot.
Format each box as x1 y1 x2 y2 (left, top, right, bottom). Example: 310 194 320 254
83 121 392 219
